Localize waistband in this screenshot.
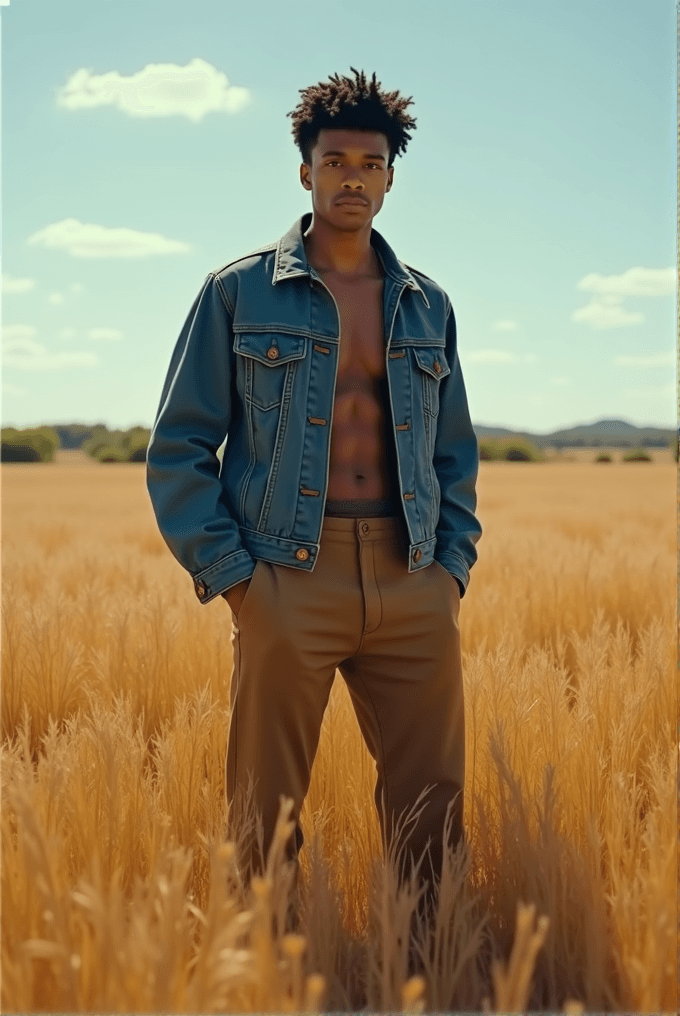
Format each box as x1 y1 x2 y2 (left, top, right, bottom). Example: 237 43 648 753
324 496 400 518
320 513 406 540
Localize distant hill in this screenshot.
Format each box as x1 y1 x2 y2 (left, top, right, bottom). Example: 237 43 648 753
473 418 676 448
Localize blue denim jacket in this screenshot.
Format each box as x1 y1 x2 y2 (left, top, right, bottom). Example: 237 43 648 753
146 212 482 605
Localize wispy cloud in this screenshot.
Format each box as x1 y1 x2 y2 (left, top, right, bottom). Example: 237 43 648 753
48 292 65 305
56 326 124 341
3 325 37 340
3 336 98 369
572 266 676 330
467 349 538 364
578 266 676 297
491 319 519 332
2 275 35 294
27 218 191 258
87 328 123 341
614 351 675 367
55 58 252 122
572 297 644 329
3 324 98 368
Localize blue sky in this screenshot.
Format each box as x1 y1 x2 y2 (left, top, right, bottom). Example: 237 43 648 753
2 0 677 433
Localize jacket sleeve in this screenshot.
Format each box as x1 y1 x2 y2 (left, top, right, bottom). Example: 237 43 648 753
146 272 256 605
432 299 483 598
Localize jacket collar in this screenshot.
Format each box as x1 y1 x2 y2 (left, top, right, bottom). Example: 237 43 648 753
273 212 429 306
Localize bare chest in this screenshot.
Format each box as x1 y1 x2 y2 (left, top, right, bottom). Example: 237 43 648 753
320 275 385 383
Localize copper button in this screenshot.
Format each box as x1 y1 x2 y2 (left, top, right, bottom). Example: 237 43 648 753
266 347 279 360
196 579 207 596
413 548 422 562
295 548 309 561
434 361 442 374
360 522 370 534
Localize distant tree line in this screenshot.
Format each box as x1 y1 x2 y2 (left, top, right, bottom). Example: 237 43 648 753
1 427 60 462
2 424 677 464
81 425 150 463
1 424 150 463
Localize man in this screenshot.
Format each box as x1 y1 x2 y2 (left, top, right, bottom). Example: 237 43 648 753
146 68 482 937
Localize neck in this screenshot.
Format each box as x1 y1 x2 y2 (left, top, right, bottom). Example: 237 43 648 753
303 213 380 278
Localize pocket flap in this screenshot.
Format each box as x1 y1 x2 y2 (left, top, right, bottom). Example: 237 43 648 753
413 346 451 381
234 332 307 367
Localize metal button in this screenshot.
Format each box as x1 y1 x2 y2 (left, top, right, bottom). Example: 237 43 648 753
266 347 279 360
413 548 422 562
295 548 309 561
196 579 207 596
434 361 442 374
360 522 370 534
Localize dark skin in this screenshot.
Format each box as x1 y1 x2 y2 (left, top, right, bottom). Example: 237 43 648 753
224 128 459 615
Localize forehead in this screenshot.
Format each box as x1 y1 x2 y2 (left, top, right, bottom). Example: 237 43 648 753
313 127 390 156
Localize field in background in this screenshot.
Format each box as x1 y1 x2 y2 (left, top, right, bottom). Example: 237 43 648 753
1 456 676 1013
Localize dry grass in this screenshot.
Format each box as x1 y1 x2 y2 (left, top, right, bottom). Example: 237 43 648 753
1 455 676 1013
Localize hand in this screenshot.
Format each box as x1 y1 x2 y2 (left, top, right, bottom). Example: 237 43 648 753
221 577 251 617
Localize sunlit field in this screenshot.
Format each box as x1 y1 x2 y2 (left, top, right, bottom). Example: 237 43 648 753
1 450 676 1013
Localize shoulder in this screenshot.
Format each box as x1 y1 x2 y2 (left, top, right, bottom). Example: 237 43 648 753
207 239 279 308
209 239 278 280
400 261 453 316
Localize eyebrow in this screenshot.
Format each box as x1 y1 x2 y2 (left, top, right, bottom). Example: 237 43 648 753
320 150 386 162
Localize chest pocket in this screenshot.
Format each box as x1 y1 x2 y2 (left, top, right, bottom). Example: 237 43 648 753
412 346 451 417
234 332 307 411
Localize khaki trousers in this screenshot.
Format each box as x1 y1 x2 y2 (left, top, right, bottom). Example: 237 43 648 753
225 513 465 910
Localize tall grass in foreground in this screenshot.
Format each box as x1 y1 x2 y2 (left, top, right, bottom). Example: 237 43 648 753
1 460 676 1012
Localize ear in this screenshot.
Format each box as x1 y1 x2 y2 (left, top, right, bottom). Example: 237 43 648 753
386 166 394 192
300 164 312 191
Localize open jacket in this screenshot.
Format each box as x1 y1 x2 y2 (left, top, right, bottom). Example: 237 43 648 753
146 211 482 605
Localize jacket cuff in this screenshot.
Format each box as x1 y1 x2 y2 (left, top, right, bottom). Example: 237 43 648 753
192 550 256 605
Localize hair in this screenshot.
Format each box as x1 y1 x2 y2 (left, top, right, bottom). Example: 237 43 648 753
286 67 417 169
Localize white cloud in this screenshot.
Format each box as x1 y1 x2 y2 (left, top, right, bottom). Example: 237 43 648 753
614 351 675 367
70 282 84 293
577 266 676 297
3 324 38 340
27 218 192 258
55 58 252 122
572 265 675 330
467 349 538 364
2 336 98 369
571 298 644 329
88 327 123 341
2 324 98 368
48 292 65 305
2 275 35 294
491 319 519 332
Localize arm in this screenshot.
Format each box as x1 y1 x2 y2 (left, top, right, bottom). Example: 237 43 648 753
432 300 483 598
146 273 256 605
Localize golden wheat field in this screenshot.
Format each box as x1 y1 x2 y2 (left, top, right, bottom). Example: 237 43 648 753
1 450 676 1013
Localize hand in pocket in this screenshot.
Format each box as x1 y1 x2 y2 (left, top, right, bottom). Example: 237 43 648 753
221 576 252 618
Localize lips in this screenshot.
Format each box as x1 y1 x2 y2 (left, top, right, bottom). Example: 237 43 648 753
336 197 368 206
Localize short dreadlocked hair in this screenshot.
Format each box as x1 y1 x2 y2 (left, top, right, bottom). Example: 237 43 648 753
286 67 417 169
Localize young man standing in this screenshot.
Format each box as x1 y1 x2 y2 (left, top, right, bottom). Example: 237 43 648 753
146 68 482 933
